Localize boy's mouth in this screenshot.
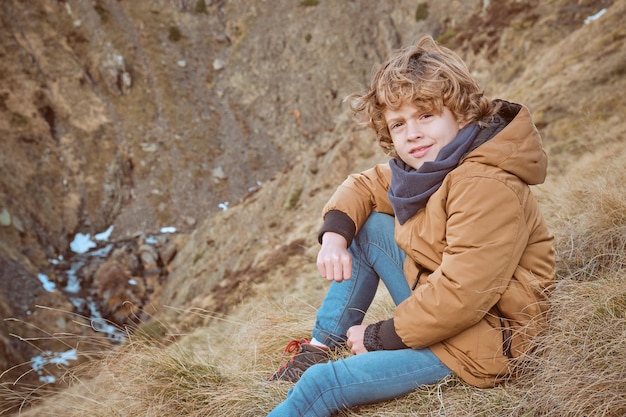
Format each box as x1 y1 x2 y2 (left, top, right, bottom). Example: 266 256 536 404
409 145 432 158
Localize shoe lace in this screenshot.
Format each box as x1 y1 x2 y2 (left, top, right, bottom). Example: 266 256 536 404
284 338 308 355
277 338 309 370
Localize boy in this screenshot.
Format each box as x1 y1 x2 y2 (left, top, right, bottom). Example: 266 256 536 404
267 36 555 416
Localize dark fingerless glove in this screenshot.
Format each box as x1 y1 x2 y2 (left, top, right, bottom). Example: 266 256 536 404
363 321 384 351
363 319 410 351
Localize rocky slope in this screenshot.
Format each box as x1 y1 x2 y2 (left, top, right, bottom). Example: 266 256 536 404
1 0 623 394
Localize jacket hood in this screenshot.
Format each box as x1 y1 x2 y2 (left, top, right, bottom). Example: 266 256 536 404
463 100 548 185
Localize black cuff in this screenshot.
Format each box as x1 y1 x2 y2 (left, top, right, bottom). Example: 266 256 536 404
317 210 356 247
363 322 384 352
378 318 410 350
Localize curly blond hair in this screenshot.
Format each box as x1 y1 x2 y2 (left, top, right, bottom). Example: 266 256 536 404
349 36 495 157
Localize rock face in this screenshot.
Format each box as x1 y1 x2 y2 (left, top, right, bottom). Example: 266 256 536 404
0 0 622 390
0 0 431 381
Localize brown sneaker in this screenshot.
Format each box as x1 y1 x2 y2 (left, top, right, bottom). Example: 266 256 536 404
268 338 331 382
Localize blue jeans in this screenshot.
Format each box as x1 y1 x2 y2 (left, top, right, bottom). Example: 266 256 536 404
268 213 452 417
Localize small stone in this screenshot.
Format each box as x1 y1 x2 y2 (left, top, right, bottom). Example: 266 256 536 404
212 166 227 180
0 208 10 226
213 59 225 71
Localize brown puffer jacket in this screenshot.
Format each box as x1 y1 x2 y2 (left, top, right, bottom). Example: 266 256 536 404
322 102 556 387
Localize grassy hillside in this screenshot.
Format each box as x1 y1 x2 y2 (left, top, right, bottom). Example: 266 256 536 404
3 1 626 416
9 141 624 417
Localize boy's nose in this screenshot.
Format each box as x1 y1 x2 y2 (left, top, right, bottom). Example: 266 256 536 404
406 121 422 140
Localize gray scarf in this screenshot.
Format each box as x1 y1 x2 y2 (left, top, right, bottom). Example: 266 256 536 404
388 123 481 224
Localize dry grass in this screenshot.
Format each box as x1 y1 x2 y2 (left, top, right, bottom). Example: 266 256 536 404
5 136 626 417
513 143 626 417
519 273 626 416
543 144 626 280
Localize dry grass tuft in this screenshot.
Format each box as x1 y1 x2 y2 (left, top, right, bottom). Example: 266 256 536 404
517 142 626 417
519 273 626 416
542 144 626 280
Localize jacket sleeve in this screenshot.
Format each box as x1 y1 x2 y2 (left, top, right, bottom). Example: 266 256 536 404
320 163 395 236
394 174 531 348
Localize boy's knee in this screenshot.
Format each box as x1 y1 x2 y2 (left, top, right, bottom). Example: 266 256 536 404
358 212 394 238
299 362 324 384
298 361 337 391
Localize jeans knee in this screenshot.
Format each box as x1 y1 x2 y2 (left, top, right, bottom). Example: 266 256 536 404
354 212 394 244
298 362 329 391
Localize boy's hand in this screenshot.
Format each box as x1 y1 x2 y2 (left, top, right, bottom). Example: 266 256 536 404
317 232 352 282
346 325 368 355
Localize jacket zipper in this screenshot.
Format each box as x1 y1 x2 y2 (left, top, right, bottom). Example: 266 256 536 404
411 265 428 290
494 305 514 358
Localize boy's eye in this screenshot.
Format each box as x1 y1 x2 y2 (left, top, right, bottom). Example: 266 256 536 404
389 122 403 130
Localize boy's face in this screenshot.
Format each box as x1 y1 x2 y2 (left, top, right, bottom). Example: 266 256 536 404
384 102 464 170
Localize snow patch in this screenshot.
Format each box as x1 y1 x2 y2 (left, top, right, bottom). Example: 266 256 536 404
37 273 56 292
585 8 606 24
31 349 78 383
